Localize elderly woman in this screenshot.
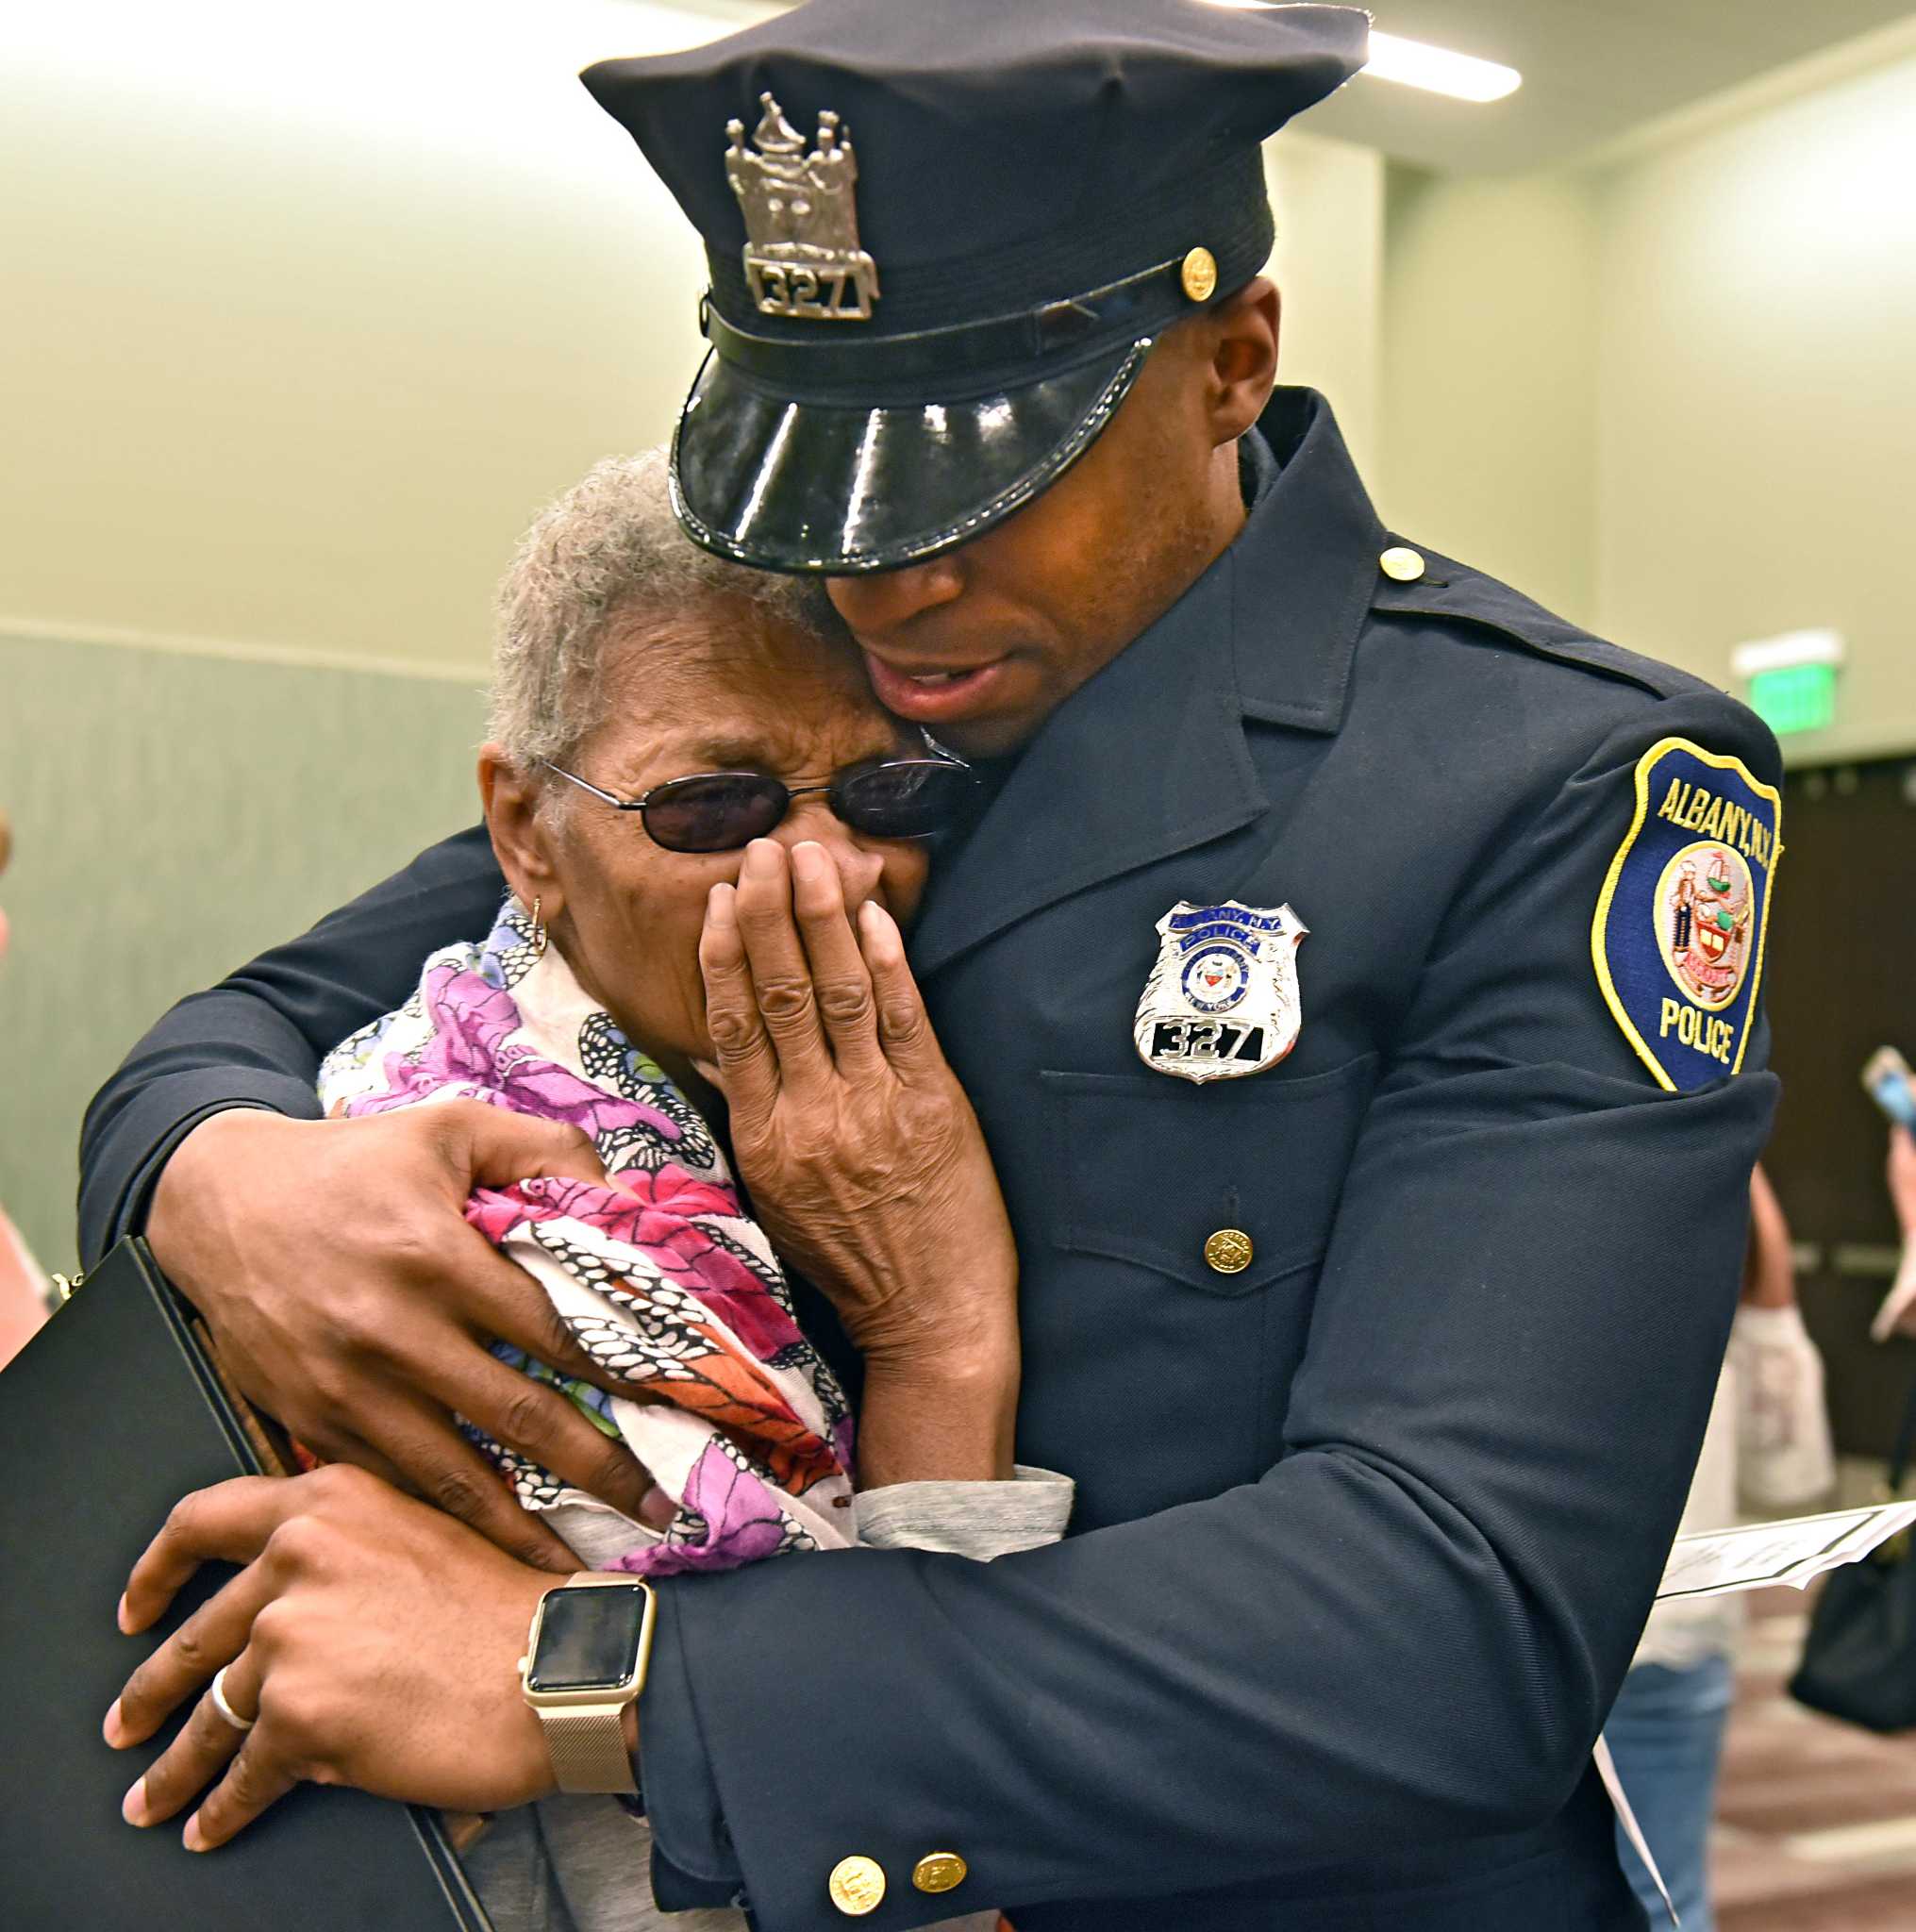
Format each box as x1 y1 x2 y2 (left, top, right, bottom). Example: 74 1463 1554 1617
114 452 1061 1932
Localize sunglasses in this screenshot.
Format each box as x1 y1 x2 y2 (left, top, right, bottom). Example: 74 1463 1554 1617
539 753 977 854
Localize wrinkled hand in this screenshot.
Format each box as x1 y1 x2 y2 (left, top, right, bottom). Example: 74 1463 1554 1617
147 1103 669 1568
698 840 1019 1375
106 1464 558 1849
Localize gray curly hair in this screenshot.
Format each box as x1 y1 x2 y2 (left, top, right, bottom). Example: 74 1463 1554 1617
488 448 834 773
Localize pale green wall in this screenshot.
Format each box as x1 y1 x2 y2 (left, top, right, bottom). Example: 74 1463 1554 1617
1377 27 1916 763
0 632 485 1274
1379 165 1599 628
3 0 737 677
1265 133 1386 489
1591 47 1916 762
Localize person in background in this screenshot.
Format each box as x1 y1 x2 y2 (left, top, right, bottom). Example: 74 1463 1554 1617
1605 1164 1835 1932
1870 1123 1916 1342
0 808 53 1369
1732 1165 1837 1510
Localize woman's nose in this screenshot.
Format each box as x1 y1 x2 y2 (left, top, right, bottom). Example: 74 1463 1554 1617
777 810 886 903
825 555 964 637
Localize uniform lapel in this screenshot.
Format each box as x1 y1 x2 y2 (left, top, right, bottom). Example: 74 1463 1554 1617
909 388 1384 980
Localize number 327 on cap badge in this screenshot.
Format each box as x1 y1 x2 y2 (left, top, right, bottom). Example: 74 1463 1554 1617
1134 901 1308 1083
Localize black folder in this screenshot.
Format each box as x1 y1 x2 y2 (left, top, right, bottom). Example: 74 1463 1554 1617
0 1239 492 1929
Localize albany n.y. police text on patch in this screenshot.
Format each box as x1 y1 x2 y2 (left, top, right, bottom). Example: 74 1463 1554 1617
1592 736 1781 1092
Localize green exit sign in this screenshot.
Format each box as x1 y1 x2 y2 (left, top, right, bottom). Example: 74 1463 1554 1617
1748 661 1838 736
1734 629 1843 737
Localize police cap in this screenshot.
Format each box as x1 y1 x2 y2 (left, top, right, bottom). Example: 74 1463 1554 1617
582 0 1368 574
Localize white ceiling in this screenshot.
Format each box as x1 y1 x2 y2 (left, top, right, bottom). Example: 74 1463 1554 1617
1308 1 1916 173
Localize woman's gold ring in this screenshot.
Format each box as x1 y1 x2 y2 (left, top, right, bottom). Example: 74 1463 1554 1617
208 1664 256 1734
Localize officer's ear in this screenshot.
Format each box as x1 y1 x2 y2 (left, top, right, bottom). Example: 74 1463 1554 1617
478 745 567 926
1201 275 1281 446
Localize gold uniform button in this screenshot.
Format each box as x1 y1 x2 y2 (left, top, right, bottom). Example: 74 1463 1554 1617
827 1855 886 1916
1180 245 1219 303
1205 1227 1254 1274
912 1851 969 1894
1379 544 1425 583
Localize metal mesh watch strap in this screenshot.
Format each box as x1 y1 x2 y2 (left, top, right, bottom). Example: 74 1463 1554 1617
538 1705 639 1795
525 1573 650 1797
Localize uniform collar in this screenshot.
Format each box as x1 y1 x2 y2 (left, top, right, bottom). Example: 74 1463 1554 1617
910 388 1384 978
1231 386 1384 732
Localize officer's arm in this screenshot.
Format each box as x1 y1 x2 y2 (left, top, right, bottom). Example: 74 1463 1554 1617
77 824 504 1264
636 689 1778 1929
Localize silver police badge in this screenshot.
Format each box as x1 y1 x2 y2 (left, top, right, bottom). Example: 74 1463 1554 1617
1133 901 1308 1084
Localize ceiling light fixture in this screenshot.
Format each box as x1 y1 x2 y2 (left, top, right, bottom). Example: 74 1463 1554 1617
1362 30 1522 103
1196 6 1521 106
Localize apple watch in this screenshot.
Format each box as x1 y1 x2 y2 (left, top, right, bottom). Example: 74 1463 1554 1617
518 1572 658 1795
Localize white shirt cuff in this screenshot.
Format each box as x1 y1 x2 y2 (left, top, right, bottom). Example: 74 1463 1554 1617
854 1465 1074 1559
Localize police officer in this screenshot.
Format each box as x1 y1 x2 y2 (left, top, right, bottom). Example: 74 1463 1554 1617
83 4 1784 1927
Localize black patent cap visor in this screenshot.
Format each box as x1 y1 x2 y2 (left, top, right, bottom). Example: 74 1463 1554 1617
671 338 1150 575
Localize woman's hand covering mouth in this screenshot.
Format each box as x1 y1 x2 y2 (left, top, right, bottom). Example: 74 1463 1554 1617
698 838 1023 1482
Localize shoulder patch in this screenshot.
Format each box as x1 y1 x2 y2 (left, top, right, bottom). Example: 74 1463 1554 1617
1591 737 1782 1091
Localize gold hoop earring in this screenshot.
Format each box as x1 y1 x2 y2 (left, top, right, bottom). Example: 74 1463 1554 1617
529 895 547 958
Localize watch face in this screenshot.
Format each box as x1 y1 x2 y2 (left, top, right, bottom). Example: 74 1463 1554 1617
527 1585 648 1693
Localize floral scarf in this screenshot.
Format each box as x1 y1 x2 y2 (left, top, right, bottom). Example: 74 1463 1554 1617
316 901 855 1574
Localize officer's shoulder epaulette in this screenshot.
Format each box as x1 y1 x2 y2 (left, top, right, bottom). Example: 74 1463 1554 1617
1368 541 1717 707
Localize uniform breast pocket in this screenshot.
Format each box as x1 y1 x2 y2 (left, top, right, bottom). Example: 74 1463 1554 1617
1041 1053 1380 1297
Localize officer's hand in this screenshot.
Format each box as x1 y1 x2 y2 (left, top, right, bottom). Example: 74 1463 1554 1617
146 1104 668 1568
698 839 1020 1379
106 1466 558 1847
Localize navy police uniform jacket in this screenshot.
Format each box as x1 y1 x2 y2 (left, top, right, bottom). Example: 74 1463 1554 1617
80 390 1783 1931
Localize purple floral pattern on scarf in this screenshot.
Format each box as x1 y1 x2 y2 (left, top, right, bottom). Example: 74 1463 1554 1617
344 959 686 1153
612 1441 796 1578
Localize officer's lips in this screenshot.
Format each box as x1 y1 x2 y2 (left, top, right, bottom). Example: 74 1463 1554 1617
861 649 1011 724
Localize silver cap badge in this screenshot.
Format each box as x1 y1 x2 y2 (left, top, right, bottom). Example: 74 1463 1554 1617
1134 900 1308 1083
725 92 880 322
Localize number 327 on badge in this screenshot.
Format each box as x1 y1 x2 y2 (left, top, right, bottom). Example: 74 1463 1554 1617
1134 901 1308 1083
